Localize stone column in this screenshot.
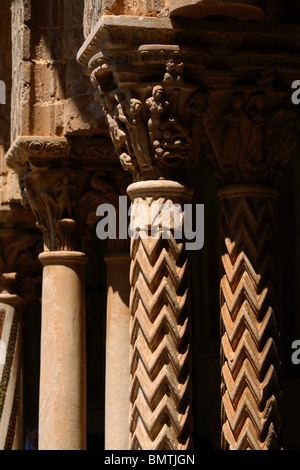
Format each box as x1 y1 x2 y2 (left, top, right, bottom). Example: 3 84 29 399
10 168 90 450
204 91 300 450
127 180 193 450
0 231 42 450
81 36 206 448
77 8 300 450
5 136 125 450
104 251 130 450
218 185 281 450
0 274 23 450
18 173 91 450
38 251 87 450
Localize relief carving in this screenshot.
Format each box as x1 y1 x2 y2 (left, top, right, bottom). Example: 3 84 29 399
20 169 121 253
99 84 208 180
0 232 42 301
116 93 153 170
204 91 299 185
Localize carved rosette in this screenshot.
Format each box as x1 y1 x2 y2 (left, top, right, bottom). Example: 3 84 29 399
204 90 299 450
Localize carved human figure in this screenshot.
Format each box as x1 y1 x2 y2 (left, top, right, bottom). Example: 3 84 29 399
265 106 298 167
185 91 209 165
241 92 267 165
101 94 133 170
145 86 192 162
222 92 245 166
163 58 184 85
116 95 153 170
146 85 170 151
55 175 74 220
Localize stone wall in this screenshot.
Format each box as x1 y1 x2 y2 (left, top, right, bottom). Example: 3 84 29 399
0 0 22 207
83 0 169 39
10 0 106 140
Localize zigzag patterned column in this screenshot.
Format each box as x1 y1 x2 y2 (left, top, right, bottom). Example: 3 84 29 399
219 186 281 450
127 181 193 450
203 88 299 450
0 284 23 450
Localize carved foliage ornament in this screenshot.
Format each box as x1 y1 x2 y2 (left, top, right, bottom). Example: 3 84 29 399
20 171 120 252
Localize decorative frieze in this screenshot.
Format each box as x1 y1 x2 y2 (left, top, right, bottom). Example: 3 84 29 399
0 300 22 450
77 16 174 69
5 136 120 172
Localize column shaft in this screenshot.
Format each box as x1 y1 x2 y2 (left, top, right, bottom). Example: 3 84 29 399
104 252 130 450
38 251 87 450
127 180 193 450
0 296 23 450
219 186 282 450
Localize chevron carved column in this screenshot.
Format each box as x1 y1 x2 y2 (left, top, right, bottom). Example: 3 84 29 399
81 30 210 446
0 275 23 451
102 81 201 448
204 91 299 450
219 186 281 450
127 181 193 449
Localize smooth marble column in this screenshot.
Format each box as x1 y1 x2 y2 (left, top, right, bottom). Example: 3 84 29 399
38 251 87 450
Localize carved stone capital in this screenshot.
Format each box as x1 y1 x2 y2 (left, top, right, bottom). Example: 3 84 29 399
96 83 208 181
0 229 43 301
0 273 18 297
86 41 209 180
5 136 128 252
203 90 300 186
18 169 121 252
78 13 300 185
